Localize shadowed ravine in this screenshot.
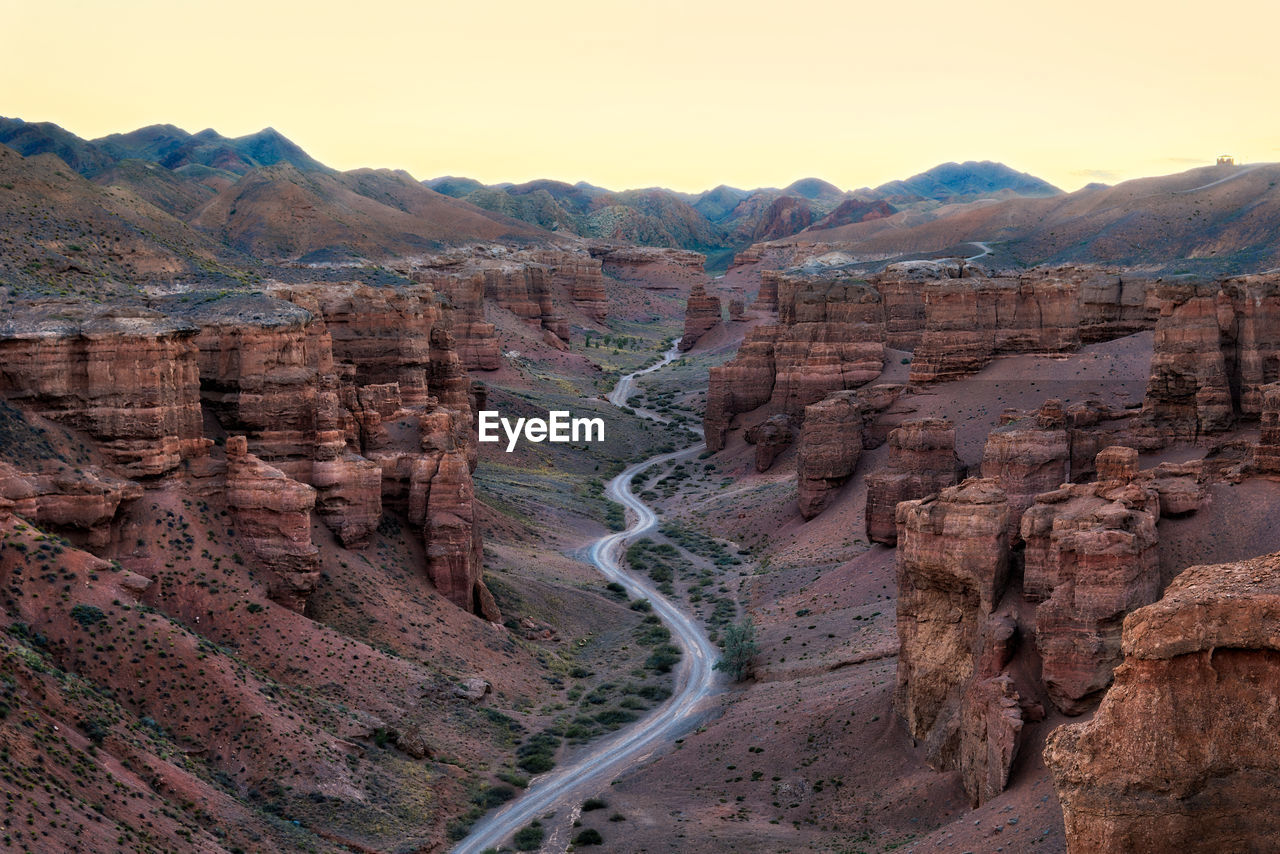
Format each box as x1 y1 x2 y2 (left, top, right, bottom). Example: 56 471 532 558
453 346 722 853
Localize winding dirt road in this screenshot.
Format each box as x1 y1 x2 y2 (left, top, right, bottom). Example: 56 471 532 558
453 346 721 853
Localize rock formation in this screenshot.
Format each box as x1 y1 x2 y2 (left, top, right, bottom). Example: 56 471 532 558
0 309 206 477
795 392 861 518
1046 550 1280 853
1258 381 1280 473
743 414 793 472
705 272 885 450
980 400 1071 538
0 459 141 548
411 269 501 371
1138 274 1280 443
864 419 962 545
225 435 320 612
909 269 1081 383
592 245 708 290
752 269 781 313
526 249 608 322
679 281 722 351
894 478 1017 796
1020 447 1162 713
1138 282 1234 441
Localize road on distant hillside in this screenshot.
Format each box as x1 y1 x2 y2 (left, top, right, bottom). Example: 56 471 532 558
966 241 992 261
454 346 722 854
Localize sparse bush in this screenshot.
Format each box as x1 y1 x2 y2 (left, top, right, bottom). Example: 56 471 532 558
714 617 759 681
513 823 544 850
70 604 106 627
573 828 604 845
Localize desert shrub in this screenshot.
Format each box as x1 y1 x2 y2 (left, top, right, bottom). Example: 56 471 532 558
70 604 105 627
714 617 759 681
513 823 544 850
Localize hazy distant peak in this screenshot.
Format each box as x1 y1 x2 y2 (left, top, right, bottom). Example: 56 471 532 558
783 177 846 200
876 160 1062 201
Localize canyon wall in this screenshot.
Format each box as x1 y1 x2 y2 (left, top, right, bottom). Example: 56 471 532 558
893 445 1209 806
0 310 206 477
679 281 722 351
705 272 885 450
1046 550 1280 853
795 391 862 518
1138 274 1280 443
706 260 1154 450
0 290 497 620
865 419 962 545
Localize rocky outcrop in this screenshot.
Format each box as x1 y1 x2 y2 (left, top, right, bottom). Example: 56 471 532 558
958 666 1025 807
1076 269 1156 342
864 419 962 545
526 249 608 322
0 309 206 477
1258 381 1280 473
705 273 885 450
479 263 568 344
1046 550 1280 853
190 295 330 477
870 260 957 351
894 479 1012 776
184 286 492 617
728 299 746 321
406 409 498 620
980 400 1070 538
592 245 707 291
752 269 781 313
225 435 320 612
1020 447 1162 713
411 270 500 371
1138 283 1233 441
1138 274 1280 442
796 392 861 518
743 414 793 473
909 269 1082 384
0 459 142 548
679 281 722 351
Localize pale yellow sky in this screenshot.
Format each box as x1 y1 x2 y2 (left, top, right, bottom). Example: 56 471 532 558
6 0 1278 193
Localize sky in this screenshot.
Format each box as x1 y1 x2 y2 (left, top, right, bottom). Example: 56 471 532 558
6 0 1280 193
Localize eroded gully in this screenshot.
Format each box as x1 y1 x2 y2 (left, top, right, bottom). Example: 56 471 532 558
453 345 722 853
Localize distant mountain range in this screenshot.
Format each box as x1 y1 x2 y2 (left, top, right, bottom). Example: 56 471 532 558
425 162 1062 263
2 115 1270 279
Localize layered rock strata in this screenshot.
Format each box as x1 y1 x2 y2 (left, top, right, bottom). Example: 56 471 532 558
679 281 722 350
909 270 1082 383
0 310 206 477
705 273 885 450
1139 274 1280 442
980 400 1071 538
894 478 1018 802
1020 447 1162 713
225 435 320 612
1046 551 1280 853
796 392 862 518
743 414 793 473
864 419 962 545
1258 381 1280 473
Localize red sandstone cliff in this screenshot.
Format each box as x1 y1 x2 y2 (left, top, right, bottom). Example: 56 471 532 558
678 281 722 351
705 272 885 450
1046 550 1280 852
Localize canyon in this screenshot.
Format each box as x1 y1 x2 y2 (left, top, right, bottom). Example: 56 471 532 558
4 112 1280 854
